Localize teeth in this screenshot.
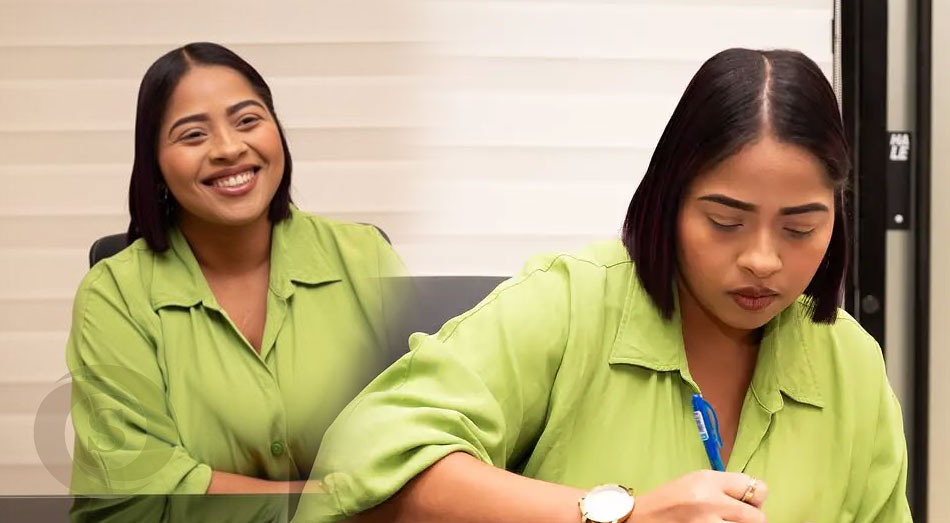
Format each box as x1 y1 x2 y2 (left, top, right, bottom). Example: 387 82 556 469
211 170 254 188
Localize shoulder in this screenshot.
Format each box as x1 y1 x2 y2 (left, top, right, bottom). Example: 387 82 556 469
470 239 632 317
69 239 162 351
786 302 908 494
290 209 388 246
515 239 634 306
518 239 632 277
284 209 402 275
796 301 885 373
790 300 890 409
77 238 157 307
424 243 627 345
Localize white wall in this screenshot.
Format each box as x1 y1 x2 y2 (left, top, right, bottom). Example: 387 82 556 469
929 0 950 517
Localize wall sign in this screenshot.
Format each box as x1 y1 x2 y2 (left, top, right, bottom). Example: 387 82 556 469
886 131 912 230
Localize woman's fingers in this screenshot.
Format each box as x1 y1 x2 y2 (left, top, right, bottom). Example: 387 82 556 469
718 494 768 523
719 472 768 508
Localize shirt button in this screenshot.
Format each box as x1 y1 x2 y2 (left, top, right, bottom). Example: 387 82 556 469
270 441 285 457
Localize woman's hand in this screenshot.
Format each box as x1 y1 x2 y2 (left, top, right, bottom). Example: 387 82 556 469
629 470 767 523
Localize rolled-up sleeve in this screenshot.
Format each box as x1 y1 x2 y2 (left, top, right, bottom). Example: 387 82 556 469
306 256 575 518
67 267 211 495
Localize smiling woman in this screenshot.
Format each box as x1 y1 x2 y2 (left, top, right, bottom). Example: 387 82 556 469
65 43 407 498
156 68 286 235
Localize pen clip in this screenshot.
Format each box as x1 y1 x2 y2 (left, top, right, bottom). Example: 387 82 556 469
700 397 723 449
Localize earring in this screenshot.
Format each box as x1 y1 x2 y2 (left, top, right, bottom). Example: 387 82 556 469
159 184 174 218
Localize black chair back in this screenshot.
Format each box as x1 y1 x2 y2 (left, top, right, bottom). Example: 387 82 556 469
378 275 508 367
88 233 129 268
398 276 506 337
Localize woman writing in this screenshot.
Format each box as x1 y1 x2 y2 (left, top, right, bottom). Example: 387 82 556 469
303 49 910 522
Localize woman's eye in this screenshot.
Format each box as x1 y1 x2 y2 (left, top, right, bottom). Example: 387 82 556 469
785 228 815 238
237 115 261 127
179 130 205 141
708 217 742 230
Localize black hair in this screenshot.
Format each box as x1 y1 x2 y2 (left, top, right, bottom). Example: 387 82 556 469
622 48 850 323
127 42 293 251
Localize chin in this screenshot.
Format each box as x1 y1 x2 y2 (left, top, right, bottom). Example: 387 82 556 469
221 210 269 227
200 204 270 228
720 307 777 331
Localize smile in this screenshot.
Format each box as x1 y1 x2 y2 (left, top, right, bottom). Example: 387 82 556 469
208 169 257 188
201 166 261 196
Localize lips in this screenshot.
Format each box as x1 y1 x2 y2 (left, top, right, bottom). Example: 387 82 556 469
729 286 779 312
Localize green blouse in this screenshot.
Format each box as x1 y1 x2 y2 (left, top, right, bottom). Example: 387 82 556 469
303 240 910 523
67 207 406 495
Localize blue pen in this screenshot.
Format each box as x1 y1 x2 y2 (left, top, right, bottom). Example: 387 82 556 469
692 393 725 471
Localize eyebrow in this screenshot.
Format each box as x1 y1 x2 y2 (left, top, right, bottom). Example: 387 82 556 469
698 194 830 215
167 99 266 137
226 99 265 116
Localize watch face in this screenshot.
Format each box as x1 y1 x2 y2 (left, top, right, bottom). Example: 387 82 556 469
583 485 634 522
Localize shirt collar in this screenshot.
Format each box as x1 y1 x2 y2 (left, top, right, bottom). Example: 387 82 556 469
608 269 825 411
268 206 342 297
149 207 342 310
753 302 826 410
148 227 210 310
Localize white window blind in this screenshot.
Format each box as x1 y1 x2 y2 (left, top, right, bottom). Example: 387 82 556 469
410 0 834 275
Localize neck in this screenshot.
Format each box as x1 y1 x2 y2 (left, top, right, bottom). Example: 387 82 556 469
677 280 760 359
179 212 273 276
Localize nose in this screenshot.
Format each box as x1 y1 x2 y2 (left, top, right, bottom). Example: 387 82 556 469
209 126 247 162
737 229 782 279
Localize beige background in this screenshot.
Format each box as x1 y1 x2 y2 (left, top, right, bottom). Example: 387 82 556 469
929 0 949 518
886 0 917 500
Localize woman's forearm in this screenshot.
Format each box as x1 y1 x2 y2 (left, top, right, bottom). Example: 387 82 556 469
206 470 308 494
350 452 585 523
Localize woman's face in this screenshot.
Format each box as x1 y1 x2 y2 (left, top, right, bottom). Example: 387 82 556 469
157 65 285 229
676 135 836 331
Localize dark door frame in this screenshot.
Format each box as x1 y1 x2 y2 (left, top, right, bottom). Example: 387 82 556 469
839 0 887 344
840 0 930 519
912 0 932 519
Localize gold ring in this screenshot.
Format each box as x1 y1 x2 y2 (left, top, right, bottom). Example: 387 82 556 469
740 477 758 503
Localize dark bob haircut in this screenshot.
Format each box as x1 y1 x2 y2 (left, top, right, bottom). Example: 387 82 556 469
622 48 850 324
127 42 293 252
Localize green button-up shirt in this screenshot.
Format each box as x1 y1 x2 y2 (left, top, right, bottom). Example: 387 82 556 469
305 240 910 523
67 207 405 495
